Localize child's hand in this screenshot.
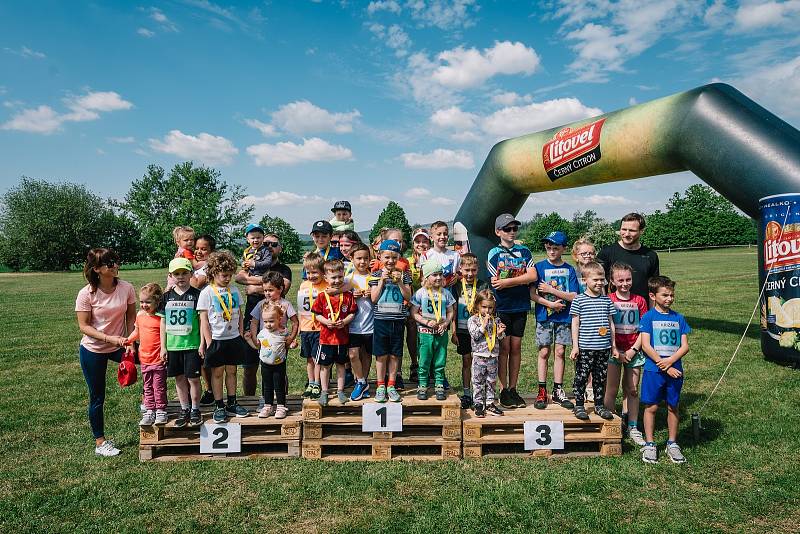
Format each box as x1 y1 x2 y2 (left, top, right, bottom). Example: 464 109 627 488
622 349 634 363
243 330 252 339
569 347 579 361
550 300 566 313
289 338 299 349
656 358 671 371
159 349 168 364
666 367 683 378
497 321 506 335
537 281 553 295
490 276 506 290
611 348 620 361
352 288 363 299
451 332 459 346
198 342 205 358
381 268 391 281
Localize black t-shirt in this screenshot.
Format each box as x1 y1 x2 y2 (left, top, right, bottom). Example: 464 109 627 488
596 242 659 302
269 262 293 284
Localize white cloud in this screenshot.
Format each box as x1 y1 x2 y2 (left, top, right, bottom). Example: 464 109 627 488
68 91 133 113
431 196 456 205
405 187 431 198
271 100 360 135
734 1 800 31
408 0 478 30
247 137 353 166
368 23 412 56
3 46 46 59
358 194 390 204
400 148 474 169
150 7 178 32
1 91 133 134
244 118 279 137
242 191 329 206
137 28 155 37
402 52 461 107
149 130 238 165
1 105 62 134
432 41 540 89
367 1 401 15
108 136 136 143
182 0 262 37
491 91 532 106
430 106 478 130
481 98 603 139
584 194 635 206
736 55 800 119
96 148 106 155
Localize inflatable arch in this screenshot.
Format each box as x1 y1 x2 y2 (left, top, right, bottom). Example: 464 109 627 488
454 83 800 363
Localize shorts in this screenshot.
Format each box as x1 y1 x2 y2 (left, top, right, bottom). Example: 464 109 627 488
373 318 404 357
455 331 472 356
608 349 646 369
203 337 247 368
640 369 683 408
536 321 572 347
315 344 349 366
497 311 528 338
167 349 202 378
348 332 373 354
300 331 320 359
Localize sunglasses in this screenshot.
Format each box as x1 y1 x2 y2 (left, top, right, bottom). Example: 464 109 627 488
103 259 119 268
330 240 340 246
501 225 519 233
264 241 280 248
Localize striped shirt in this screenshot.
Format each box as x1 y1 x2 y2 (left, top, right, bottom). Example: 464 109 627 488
368 270 412 321
570 293 616 350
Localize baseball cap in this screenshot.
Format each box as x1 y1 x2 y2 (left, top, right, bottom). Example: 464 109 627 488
310 220 333 234
422 259 443 278
244 223 264 236
168 257 193 273
495 213 521 230
331 200 352 213
378 239 401 253
542 231 568 246
412 228 431 242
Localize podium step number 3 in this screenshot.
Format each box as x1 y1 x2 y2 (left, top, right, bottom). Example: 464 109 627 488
523 421 564 450
362 403 403 432
200 422 242 454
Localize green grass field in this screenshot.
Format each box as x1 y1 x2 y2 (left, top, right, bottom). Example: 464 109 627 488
1 248 799 533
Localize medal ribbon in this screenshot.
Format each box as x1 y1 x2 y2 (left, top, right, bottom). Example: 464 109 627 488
210 284 233 322
323 291 342 322
484 317 497 352
461 277 477 313
426 287 443 323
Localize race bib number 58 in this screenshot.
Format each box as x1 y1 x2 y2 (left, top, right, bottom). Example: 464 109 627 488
166 301 194 336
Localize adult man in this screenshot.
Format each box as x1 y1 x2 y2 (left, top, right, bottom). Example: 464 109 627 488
597 212 659 303
236 233 293 396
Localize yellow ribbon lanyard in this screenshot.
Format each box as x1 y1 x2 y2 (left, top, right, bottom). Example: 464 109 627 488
348 272 363 292
461 278 477 314
426 287 443 323
243 245 254 261
320 246 331 261
210 284 233 321
484 317 497 352
323 291 342 322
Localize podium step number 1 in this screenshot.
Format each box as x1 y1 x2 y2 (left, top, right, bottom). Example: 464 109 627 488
523 421 564 450
200 422 242 454
362 403 403 432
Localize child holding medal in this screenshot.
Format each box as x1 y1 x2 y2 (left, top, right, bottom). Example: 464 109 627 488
411 259 456 401
347 243 375 401
197 251 249 423
467 290 506 417
450 253 489 409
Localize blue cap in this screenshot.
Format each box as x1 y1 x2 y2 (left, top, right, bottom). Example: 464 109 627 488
379 239 401 253
542 231 568 246
245 223 264 236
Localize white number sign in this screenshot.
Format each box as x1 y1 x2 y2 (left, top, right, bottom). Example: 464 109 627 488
200 422 241 454
362 403 403 432
523 421 565 450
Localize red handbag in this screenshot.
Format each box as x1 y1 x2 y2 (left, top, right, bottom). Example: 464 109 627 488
117 348 138 387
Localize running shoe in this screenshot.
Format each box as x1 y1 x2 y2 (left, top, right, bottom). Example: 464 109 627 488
375 385 387 403
94 440 121 457
627 427 646 447
552 387 574 409
642 443 658 464
486 404 504 417
350 381 368 401
387 386 402 402
573 405 590 421
534 386 548 410
174 408 190 428
665 442 687 464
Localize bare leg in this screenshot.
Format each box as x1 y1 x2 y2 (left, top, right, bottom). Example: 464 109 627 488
375 355 388 383
175 375 190 407
360 347 372 381
388 355 399 379
336 362 346 392
461 353 472 392
667 404 679 442
643 403 658 442
306 358 315 382
604 362 622 412
537 345 550 384
508 336 522 389
187 377 201 407
212 366 225 400
201 366 213 393
623 367 641 423
319 365 331 393
224 365 237 397
348 347 364 379
498 336 511 389
554 344 566 384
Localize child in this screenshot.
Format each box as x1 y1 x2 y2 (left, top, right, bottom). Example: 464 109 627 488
571 237 597 293
411 260 456 400
311 259 357 406
347 243 375 401
422 221 460 288
487 213 537 409
468 290 506 417
160 259 203 427
127 283 167 427
639 276 691 464
167 226 200 289
330 200 355 233
532 231 579 410
197 251 249 423
604 262 648 446
249 271 299 349
241 224 274 399
369 240 413 403
191 234 215 405
303 220 344 280
406 228 431 384
297 253 328 399
242 223 273 278
450 253 489 409
338 230 361 276
245 303 290 419
569 262 618 421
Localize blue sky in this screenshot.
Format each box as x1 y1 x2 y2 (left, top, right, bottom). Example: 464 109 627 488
2 0 799 233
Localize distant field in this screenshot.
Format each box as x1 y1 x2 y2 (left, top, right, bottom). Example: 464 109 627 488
1 247 798 533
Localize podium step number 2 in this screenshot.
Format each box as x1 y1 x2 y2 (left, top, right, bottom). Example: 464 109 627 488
200 422 242 454
362 403 403 432
523 421 564 450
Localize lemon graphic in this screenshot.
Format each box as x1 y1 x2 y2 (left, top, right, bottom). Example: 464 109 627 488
779 298 800 328
769 296 793 328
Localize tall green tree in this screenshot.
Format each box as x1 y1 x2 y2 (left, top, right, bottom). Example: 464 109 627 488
258 214 303 263
519 212 573 251
370 201 412 247
121 163 253 263
571 209 603 239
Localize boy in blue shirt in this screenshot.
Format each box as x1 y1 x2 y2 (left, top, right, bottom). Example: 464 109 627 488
639 275 691 464
532 231 579 410
302 220 344 280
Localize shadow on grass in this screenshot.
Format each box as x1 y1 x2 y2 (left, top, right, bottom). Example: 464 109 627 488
684 316 759 340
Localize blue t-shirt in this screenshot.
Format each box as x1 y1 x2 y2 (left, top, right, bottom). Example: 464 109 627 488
534 259 579 324
486 244 535 313
640 308 691 373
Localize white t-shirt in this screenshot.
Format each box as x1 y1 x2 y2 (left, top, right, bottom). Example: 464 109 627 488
197 284 242 340
422 248 461 287
250 298 297 331
347 272 374 334
258 328 287 365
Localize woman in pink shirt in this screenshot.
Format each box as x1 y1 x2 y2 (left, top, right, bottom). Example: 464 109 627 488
75 248 136 457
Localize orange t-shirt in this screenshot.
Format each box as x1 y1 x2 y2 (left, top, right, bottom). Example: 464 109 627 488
127 312 163 365
296 280 329 332
371 257 410 272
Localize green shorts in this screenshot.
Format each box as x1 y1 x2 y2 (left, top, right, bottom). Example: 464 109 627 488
608 349 645 369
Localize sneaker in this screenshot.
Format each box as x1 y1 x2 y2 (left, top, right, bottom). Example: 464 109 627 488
258 405 273 418
375 385 387 403
154 410 169 425
499 388 515 409
552 387 574 409
435 385 446 401
189 409 202 426
302 383 314 398
337 391 348 404
275 405 288 419
226 403 249 418
486 403 504 417
174 408 190 428
642 443 658 464
460 394 473 409
310 383 321 400
362 383 371 399
474 403 485 417
573 405 590 420
594 405 614 420
140 403 147 415
350 381 368 401
665 442 687 464
387 386 402 402
344 368 355 388
417 387 428 400
213 407 227 423
627 427 646 447
200 390 215 406
138 410 155 427
534 386 548 410
510 388 526 408
319 391 329 406
94 440 121 457
395 375 405 391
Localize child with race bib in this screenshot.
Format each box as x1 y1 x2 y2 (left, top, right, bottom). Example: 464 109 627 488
450 253 489 409
245 302 289 419
571 237 597 293
467 290 506 417
127 283 167 427
347 243 375 401
160 258 203 428
639 276 691 464
604 262 648 446
298 253 328 399
411 259 456 401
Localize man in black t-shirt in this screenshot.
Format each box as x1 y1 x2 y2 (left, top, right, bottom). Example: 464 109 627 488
597 213 659 304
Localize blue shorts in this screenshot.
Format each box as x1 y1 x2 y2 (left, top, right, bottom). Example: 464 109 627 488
300 331 320 359
373 319 404 357
640 369 683 408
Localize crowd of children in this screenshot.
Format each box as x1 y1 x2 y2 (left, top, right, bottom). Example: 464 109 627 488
121 202 690 465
